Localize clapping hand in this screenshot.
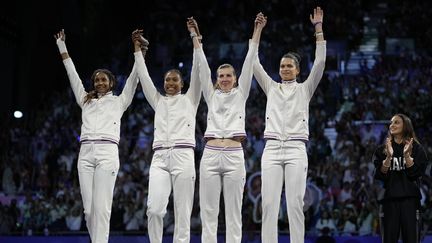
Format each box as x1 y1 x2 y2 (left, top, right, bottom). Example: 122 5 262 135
403 138 414 158
385 137 394 159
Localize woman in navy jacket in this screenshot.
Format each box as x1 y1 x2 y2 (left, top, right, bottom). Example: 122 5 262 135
374 113 427 243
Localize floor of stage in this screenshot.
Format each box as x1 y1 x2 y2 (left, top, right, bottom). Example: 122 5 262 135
2 235 432 243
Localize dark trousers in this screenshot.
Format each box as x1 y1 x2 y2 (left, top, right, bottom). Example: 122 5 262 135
382 198 420 243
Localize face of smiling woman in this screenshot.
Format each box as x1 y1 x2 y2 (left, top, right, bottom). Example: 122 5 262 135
93 72 113 94
164 71 183 95
389 115 404 138
279 57 300 81
216 66 236 92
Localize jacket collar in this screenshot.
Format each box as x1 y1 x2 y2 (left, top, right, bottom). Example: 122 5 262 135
281 78 296 84
97 91 113 98
165 91 181 97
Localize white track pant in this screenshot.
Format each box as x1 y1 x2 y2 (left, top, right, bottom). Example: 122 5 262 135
147 147 196 243
78 142 119 243
261 140 308 243
199 145 246 243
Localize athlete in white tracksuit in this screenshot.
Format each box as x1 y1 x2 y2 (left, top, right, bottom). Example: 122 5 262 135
55 30 140 243
253 7 326 243
132 27 201 243
186 15 266 243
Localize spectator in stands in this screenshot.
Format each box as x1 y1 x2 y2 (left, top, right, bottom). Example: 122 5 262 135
374 113 427 243
315 210 337 236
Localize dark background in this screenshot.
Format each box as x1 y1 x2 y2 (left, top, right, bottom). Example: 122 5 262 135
1 0 334 118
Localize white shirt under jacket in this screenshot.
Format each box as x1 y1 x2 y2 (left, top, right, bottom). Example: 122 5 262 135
253 41 326 141
197 42 258 139
63 58 139 144
134 50 201 150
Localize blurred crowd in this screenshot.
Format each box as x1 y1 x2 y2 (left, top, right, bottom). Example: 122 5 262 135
1 0 431 238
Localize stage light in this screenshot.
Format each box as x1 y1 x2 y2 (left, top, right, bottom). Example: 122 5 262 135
178 62 184 68
14 110 23 119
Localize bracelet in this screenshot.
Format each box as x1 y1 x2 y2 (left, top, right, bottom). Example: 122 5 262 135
190 32 198 38
314 32 323 37
313 21 323 27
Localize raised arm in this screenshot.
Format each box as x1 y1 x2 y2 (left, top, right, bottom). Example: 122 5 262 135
252 13 267 45
132 29 161 110
237 13 266 98
187 17 213 103
54 29 70 60
187 17 202 49
252 14 273 95
253 58 273 95
54 29 87 107
183 17 202 106
118 31 145 111
303 6 326 99
311 7 325 42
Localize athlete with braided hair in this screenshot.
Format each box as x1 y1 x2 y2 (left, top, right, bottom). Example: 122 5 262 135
54 29 142 243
